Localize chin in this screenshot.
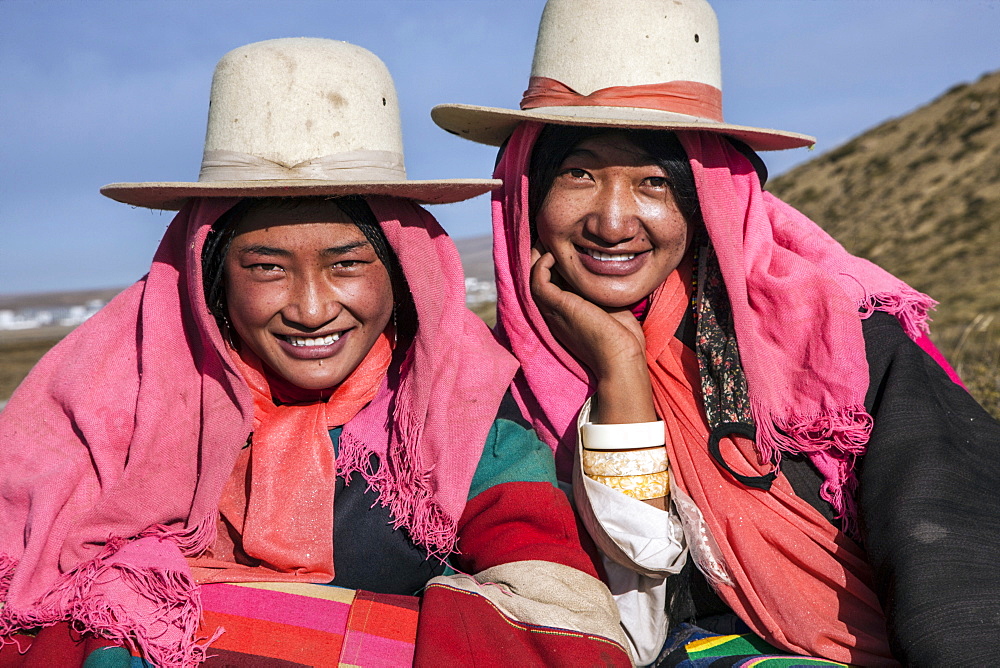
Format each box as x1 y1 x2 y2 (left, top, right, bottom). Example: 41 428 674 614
577 284 649 310
287 374 346 391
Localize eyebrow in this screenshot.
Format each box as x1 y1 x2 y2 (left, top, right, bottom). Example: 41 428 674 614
320 240 371 256
236 240 371 257
237 244 292 257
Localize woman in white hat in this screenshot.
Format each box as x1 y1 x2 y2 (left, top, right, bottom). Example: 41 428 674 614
0 39 631 666
434 1 1000 665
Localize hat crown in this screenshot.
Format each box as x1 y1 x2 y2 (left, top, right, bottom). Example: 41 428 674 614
101 37 502 209
530 0 721 95
202 38 405 177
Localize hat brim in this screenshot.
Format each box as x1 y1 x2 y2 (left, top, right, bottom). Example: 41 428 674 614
100 178 502 210
432 104 815 152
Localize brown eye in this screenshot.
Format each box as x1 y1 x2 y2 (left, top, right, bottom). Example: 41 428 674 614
333 260 361 269
561 168 589 179
643 177 669 188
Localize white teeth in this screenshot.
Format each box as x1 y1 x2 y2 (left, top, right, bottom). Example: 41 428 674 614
286 333 341 347
586 249 636 262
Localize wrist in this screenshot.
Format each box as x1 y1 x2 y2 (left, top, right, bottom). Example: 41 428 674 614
592 367 656 424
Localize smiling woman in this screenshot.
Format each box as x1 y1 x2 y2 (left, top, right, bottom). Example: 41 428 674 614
218 200 395 392
532 130 695 309
0 38 630 667
434 0 1000 665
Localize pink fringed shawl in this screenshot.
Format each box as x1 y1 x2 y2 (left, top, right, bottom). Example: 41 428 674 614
494 123 936 518
677 131 936 524
0 196 516 665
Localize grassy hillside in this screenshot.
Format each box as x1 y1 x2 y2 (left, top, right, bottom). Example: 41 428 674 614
769 71 1000 416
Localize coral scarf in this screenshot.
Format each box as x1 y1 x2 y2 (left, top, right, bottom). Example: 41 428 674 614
643 271 892 664
490 123 929 662
190 335 391 583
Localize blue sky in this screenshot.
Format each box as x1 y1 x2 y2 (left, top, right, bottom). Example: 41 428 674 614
1 0 997 295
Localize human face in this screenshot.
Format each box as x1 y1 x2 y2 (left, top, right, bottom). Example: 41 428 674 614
534 132 693 308
223 201 394 391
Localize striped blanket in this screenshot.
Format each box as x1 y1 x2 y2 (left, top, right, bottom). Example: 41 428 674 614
199 582 419 667
655 624 848 668
0 583 419 668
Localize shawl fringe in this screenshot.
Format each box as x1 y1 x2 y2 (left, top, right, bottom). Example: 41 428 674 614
0 553 15 602
337 402 459 561
752 398 872 534
859 288 937 339
1 526 221 667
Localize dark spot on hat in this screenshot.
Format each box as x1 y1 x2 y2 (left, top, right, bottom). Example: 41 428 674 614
233 118 239 124
694 34 700 43
333 131 341 138
326 92 345 106
645 34 650 39
306 119 313 130
382 97 387 106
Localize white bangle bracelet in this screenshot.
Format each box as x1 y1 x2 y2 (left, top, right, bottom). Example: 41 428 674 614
583 446 669 476
580 420 666 451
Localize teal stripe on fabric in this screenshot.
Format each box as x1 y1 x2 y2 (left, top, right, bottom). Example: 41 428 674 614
467 418 558 501
330 426 343 456
82 647 133 668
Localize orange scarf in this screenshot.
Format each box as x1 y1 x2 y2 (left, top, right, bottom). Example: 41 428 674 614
644 268 894 664
189 331 392 583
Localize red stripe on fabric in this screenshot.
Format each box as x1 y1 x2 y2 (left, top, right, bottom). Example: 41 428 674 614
202 647 310 667
0 623 87 666
353 588 421 613
454 481 598 577
413 584 630 667
338 632 417 668
200 583 351 634
201 610 344 663
344 591 420 643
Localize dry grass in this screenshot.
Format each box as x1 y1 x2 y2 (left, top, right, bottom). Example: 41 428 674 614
0 335 67 400
932 314 1000 418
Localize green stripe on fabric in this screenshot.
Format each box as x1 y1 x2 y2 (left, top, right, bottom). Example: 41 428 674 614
467 418 558 501
686 632 781 657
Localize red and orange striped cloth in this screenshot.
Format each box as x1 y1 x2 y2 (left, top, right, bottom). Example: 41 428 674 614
199 582 419 667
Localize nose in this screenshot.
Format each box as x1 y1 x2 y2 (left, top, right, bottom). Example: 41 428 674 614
282 273 340 330
584 180 640 246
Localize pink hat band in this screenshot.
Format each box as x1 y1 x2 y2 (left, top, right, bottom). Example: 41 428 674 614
520 76 724 123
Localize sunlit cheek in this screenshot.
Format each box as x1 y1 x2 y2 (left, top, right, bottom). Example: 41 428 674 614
227 281 285 329
335 274 394 323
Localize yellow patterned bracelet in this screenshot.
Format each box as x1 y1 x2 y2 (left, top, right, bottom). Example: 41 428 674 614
587 469 670 501
582 446 669 477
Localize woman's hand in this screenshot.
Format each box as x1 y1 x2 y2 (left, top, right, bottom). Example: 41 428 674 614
530 249 657 425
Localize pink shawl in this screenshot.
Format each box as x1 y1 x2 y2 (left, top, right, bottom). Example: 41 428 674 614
0 196 516 665
494 123 935 521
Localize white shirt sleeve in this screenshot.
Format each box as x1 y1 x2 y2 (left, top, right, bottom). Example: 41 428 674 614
571 399 688 666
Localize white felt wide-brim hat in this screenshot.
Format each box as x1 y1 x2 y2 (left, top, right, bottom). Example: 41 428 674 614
432 0 815 151
102 38 500 210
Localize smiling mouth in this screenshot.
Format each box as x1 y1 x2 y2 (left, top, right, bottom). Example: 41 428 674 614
281 332 342 347
578 246 644 262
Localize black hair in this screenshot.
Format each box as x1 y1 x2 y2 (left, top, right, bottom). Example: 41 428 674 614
526 126 704 242
201 196 414 344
